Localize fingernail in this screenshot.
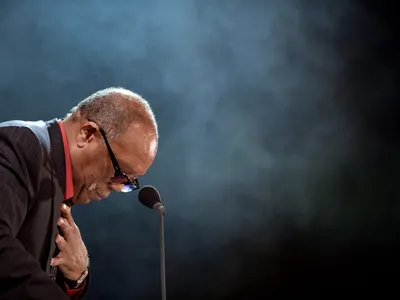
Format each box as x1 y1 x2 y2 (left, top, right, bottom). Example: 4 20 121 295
58 218 63 225
62 204 68 210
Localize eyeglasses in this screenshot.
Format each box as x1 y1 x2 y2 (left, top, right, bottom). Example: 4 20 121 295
88 119 140 193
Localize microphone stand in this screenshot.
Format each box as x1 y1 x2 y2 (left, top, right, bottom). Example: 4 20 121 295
156 204 167 300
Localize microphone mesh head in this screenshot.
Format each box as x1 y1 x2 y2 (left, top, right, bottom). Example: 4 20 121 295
138 185 161 209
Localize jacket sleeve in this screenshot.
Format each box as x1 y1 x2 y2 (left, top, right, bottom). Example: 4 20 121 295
56 268 91 300
0 126 71 300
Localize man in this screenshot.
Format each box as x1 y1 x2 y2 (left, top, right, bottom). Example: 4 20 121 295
0 87 158 299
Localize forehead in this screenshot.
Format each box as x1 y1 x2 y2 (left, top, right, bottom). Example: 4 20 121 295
111 124 157 175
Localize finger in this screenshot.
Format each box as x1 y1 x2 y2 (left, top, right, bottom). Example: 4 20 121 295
50 256 64 266
55 233 67 250
57 217 72 236
61 203 75 226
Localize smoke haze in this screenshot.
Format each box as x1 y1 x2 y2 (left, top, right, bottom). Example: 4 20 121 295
1 0 398 298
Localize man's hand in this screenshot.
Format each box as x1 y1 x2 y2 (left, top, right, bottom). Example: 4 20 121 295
50 203 89 281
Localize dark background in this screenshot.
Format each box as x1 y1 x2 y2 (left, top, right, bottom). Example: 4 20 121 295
0 0 398 298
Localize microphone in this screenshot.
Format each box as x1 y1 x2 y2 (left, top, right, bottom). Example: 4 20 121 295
138 185 166 216
138 185 167 300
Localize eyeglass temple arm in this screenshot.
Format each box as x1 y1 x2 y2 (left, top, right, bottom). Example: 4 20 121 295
99 128 121 174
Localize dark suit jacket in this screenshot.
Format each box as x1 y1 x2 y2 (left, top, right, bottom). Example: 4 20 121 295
0 119 89 299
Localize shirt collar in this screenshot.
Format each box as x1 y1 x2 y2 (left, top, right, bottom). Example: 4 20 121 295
57 120 74 200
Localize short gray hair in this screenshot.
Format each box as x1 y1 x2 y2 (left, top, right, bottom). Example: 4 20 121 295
65 87 158 141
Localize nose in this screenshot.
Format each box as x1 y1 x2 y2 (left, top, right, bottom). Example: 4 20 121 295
109 182 125 193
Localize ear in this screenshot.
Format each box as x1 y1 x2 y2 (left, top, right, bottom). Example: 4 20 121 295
76 121 100 148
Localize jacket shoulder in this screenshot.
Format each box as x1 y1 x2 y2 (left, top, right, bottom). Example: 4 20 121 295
0 120 51 153
0 120 49 199
0 119 47 139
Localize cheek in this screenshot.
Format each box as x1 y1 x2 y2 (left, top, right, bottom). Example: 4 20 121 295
101 171 112 183
87 167 110 183
85 151 112 182
89 163 113 184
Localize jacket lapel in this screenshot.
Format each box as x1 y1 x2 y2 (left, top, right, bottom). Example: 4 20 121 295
44 120 68 277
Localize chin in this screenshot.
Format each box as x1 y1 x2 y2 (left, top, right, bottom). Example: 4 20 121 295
84 198 93 204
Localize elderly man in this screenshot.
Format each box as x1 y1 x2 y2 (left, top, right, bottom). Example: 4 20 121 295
0 87 158 299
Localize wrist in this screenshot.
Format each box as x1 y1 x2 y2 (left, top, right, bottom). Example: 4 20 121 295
66 269 86 281
64 268 89 289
